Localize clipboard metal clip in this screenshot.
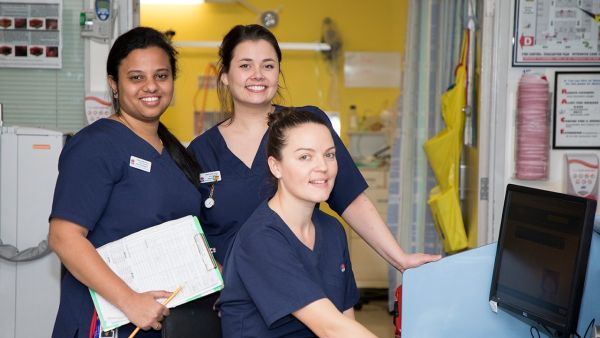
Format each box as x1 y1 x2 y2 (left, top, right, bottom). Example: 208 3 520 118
194 233 218 271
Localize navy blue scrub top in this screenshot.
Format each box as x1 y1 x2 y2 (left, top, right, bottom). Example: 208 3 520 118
50 119 202 338
219 201 359 338
187 105 368 264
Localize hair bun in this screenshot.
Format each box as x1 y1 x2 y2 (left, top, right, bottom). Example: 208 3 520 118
267 107 296 127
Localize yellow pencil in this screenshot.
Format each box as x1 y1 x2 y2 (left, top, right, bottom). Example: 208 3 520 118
127 285 183 338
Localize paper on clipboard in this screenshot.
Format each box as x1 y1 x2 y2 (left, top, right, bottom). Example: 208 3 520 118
89 215 223 331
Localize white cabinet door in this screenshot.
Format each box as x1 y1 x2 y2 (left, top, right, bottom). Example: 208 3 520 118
349 167 389 288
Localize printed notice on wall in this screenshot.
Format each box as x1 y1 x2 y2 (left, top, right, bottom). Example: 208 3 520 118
0 0 62 69
553 72 600 149
513 0 600 66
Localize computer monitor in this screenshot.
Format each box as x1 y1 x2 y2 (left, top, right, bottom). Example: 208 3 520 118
489 184 597 337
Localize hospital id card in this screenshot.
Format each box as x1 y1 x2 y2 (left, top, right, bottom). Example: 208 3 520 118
200 170 221 183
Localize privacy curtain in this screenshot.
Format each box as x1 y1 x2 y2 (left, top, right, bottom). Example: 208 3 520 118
387 0 469 308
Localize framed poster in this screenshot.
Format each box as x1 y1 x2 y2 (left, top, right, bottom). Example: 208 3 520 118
0 0 62 69
553 72 600 149
513 0 600 67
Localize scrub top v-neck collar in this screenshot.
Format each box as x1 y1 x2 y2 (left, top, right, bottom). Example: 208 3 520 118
267 204 322 255
211 121 269 175
106 118 165 158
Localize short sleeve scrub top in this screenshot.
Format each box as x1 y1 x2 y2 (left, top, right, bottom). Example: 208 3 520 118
49 119 202 338
219 201 359 337
187 105 368 264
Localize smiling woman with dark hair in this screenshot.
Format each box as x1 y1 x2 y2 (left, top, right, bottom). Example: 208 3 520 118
47 27 210 338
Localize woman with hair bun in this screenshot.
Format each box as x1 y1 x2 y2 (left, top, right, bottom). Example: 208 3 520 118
219 107 377 337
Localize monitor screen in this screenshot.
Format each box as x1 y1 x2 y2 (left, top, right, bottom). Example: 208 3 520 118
489 184 596 337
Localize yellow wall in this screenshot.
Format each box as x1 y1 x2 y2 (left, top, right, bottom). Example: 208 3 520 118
142 0 408 143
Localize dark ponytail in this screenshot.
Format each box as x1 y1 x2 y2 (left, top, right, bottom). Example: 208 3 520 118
158 123 200 187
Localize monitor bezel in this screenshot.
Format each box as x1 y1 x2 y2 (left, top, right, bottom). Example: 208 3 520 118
489 184 596 337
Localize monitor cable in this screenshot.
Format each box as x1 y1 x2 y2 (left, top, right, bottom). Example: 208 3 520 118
582 318 596 338
530 326 540 338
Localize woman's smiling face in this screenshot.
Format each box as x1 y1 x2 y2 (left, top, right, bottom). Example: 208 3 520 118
269 122 338 205
220 39 280 110
109 46 174 122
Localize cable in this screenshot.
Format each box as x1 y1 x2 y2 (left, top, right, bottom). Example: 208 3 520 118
530 326 540 338
582 318 595 338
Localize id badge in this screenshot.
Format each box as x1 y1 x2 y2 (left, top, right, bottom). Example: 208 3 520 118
200 170 221 184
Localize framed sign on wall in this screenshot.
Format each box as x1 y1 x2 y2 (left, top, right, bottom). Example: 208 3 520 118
0 0 62 69
553 71 600 149
513 0 600 67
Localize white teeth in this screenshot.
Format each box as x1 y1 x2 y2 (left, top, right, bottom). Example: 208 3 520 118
141 97 159 102
247 85 266 91
311 180 327 184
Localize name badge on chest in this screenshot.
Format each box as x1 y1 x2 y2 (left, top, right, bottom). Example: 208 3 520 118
129 156 152 172
200 170 221 184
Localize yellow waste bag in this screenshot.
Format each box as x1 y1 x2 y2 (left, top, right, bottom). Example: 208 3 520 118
440 32 468 131
423 127 461 190
428 186 468 253
440 67 466 131
424 29 470 253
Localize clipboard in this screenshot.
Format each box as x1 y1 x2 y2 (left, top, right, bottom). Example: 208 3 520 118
88 215 223 331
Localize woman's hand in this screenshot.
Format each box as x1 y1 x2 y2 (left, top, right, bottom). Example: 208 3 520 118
121 290 172 331
397 252 441 273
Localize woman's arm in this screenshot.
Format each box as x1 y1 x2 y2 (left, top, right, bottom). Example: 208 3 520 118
293 298 377 338
48 218 171 330
342 307 355 319
341 193 441 272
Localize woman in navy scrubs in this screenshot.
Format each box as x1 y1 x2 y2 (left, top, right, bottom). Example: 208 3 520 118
48 27 216 338
220 107 377 337
188 24 440 269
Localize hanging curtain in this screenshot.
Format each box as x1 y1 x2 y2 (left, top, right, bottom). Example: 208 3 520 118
387 0 468 308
